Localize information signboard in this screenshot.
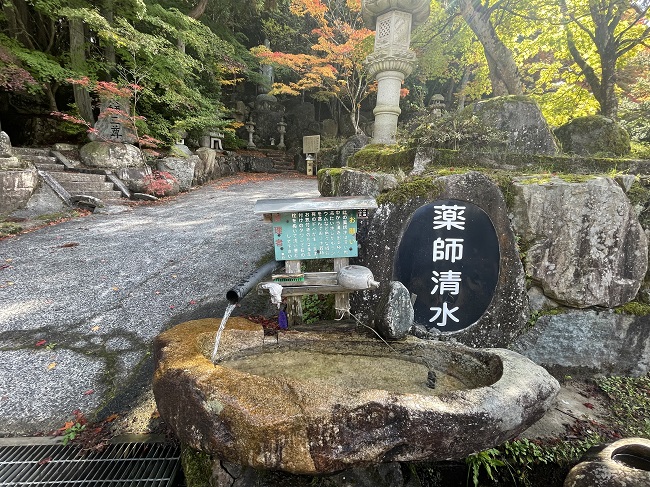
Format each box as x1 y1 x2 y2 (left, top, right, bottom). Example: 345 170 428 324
271 209 358 260
303 135 321 154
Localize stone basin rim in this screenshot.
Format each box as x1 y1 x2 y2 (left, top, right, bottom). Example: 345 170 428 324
153 318 560 474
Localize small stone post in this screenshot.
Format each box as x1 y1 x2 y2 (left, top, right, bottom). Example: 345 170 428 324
362 0 430 144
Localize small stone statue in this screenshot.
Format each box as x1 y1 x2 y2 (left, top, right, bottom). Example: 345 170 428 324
426 369 437 389
0 129 13 158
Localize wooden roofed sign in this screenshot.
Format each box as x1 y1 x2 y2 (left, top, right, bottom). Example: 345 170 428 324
255 196 377 261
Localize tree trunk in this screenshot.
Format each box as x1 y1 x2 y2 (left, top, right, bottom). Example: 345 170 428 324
458 0 523 96
102 0 116 80
559 0 620 119
456 65 472 110
69 17 95 124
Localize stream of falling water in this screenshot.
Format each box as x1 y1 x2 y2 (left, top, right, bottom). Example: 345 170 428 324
211 303 237 363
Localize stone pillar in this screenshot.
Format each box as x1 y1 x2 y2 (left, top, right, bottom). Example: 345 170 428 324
362 0 430 144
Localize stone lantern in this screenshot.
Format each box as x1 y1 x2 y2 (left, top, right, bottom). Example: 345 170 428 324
245 116 256 149
362 0 430 144
277 118 287 149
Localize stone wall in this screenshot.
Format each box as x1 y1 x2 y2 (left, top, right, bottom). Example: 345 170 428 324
0 168 38 215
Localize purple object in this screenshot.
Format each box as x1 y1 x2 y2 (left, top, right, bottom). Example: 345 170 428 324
278 310 288 330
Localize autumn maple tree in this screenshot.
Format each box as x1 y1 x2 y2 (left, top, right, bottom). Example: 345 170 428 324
252 0 374 134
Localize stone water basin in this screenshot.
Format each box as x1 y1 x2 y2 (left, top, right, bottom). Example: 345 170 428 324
153 318 559 475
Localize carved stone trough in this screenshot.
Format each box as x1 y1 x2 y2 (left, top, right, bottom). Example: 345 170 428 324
153 317 559 475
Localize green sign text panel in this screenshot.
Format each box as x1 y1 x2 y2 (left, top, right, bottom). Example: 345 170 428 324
272 210 358 260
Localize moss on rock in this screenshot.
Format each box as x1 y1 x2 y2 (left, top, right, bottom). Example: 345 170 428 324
348 144 414 172
376 176 443 206
554 115 631 157
180 446 213 487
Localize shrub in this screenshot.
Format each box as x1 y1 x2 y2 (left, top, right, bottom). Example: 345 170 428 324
142 170 178 197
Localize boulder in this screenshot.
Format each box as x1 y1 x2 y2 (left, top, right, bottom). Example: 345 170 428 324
510 176 647 308
79 141 145 169
318 168 398 198
321 118 338 138
154 318 559 475
157 156 198 192
352 171 528 348
194 148 219 184
512 309 650 377
472 96 559 155
340 133 370 167
113 166 153 193
554 115 630 156
375 281 414 340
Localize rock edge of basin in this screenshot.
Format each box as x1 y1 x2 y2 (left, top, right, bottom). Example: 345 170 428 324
153 318 560 474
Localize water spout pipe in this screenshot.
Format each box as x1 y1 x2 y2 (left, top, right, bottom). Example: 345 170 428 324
226 259 284 304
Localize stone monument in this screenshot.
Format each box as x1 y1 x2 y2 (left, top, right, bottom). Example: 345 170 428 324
0 127 20 168
362 0 430 144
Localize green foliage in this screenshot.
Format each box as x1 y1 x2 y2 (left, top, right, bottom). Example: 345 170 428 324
61 422 86 446
631 142 650 159
0 222 23 238
528 308 565 327
464 434 604 486
301 294 334 324
466 448 505 487
597 375 650 438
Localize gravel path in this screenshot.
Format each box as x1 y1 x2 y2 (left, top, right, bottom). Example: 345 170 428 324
0 173 318 435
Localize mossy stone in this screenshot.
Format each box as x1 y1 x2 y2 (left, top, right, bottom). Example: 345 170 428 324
554 115 631 157
180 446 212 487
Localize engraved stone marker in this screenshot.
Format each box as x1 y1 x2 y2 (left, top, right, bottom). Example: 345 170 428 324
393 199 500 332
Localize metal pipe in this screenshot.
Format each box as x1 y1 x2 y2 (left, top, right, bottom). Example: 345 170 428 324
226 259 283 304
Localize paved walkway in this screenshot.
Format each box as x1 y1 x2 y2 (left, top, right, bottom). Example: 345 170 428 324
0 173 319 435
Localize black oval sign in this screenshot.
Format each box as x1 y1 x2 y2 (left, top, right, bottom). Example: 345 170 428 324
393 199 500 333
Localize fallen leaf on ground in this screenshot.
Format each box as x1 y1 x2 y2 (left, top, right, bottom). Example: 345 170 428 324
111 286 119 291
169 305 175 309
47 362 57 370
104 413 119 422
83 389 94 395
584 402 595 409
91 326 100 332
189 299 196 305
38 457 52 465
59 242 79 248
35 339 47 347
151 410 160 419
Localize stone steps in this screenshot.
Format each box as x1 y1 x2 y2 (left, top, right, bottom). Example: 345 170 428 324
73 189 124 201
34 162 64 172
260 149 296 172
13 147 51 157
14 146 126 202
57 180 117 192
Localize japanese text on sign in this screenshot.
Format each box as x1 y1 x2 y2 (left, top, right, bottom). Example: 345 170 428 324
430 204 465 328
272 210 358 260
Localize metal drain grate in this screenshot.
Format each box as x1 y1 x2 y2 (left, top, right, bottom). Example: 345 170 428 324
0 438 180 486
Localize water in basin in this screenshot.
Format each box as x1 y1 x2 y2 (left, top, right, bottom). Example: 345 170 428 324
223 350 467 395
